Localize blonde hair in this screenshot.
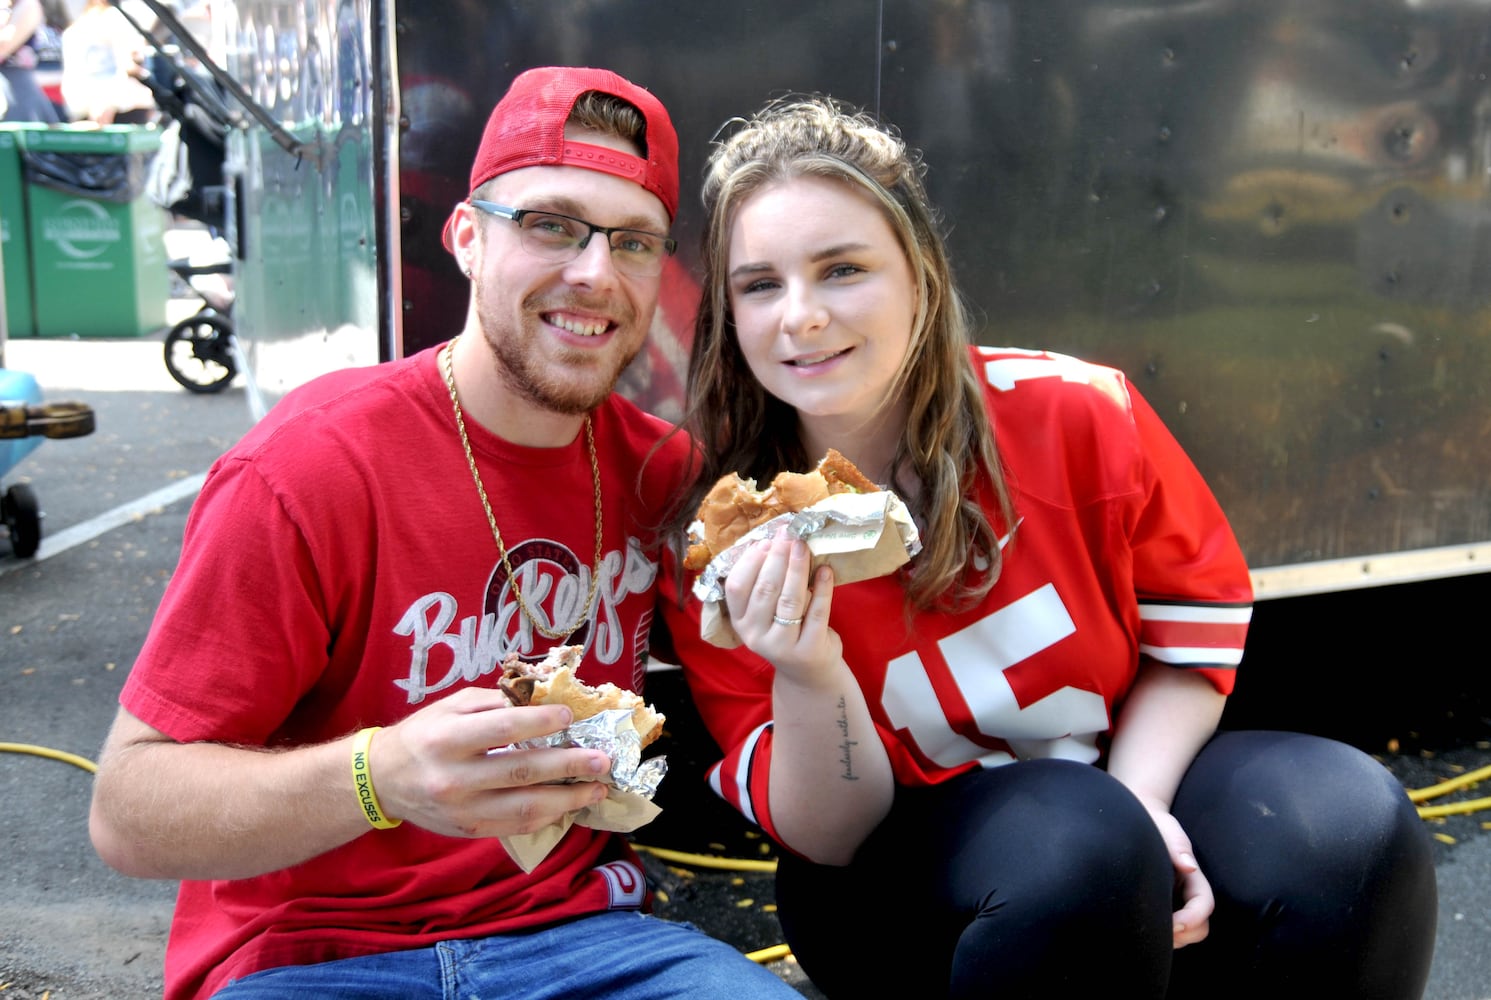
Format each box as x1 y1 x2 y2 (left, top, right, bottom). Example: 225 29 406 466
676 96 1015 610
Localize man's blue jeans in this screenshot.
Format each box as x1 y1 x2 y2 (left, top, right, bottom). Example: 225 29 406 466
212 910 802 999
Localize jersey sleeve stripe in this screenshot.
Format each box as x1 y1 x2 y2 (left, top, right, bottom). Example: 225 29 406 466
1138 602 1253 624
706 720 773 829
1138 601 1250 666
1139 621 1247 664
1140 642 1244 667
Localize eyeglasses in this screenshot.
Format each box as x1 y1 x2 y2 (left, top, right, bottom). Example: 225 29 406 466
469 200 677 277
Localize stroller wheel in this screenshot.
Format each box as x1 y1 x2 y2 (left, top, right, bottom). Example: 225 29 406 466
164 313 238 394
2 483 42 558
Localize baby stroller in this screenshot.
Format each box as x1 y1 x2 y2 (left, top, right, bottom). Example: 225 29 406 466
0 367 95 558
163 247 237 393
136 45 239 394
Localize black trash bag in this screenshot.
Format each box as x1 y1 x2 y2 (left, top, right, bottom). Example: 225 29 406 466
19 147 152 204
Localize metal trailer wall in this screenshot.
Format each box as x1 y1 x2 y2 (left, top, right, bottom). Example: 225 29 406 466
220 0 1491 601
212 0 385 398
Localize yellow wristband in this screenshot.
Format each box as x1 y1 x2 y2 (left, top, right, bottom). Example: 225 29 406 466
351 726 402 830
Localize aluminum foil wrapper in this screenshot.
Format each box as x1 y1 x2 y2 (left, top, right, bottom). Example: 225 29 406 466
689 507 822 603
498 708 668 872
690 490 922 647
513 707 668 798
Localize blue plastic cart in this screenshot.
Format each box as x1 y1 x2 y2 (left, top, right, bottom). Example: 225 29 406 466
0 368 95 558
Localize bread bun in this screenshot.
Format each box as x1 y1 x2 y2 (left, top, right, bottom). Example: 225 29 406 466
498 645 665 748
683 449 878 571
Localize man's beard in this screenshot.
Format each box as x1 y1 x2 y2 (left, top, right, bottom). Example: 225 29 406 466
476 288 643 415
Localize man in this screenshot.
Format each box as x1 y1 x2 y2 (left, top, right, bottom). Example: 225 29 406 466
89 66 798 1000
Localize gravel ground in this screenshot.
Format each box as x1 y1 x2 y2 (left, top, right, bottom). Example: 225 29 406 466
1382 742 1491 864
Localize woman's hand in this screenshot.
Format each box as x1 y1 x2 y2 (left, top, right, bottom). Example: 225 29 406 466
722 528 841 681
1134 793 1214 949
1104 662 1225 949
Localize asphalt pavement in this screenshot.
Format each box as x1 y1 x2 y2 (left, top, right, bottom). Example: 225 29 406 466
0 330 1487 999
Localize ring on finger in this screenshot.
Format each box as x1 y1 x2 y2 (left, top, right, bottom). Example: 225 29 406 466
772 614 804 627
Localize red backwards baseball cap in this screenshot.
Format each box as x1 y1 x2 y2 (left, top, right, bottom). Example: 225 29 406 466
443 66 680 251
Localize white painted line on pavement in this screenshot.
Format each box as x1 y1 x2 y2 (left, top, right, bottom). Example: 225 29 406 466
0 473 207 577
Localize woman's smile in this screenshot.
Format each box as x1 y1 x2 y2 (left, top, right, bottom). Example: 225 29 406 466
727 175 916 429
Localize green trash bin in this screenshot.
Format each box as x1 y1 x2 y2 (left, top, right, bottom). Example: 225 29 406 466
0 124 38 340
17 125 170 339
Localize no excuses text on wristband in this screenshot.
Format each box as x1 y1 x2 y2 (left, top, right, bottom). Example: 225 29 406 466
351 726 402 829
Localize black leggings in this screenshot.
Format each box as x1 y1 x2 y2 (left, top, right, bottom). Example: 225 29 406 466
775 731 1437 999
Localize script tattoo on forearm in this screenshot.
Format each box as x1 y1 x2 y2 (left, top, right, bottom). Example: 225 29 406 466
836 696 859 780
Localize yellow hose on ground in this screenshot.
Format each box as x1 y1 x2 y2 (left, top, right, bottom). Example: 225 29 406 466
1407 762 1491 821
0 742 97 773
631 842 778 873
1406 763 1491 803
628 841 786 964
744 944 793 964
1416 796 1491 820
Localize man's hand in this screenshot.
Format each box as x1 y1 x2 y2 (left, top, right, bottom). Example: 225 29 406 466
370 686 614 839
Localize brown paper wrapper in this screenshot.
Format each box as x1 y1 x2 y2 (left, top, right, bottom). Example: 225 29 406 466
691 490 921 649
500 789 662 873
495 709 667 873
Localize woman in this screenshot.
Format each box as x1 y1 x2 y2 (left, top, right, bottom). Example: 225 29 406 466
60 0 157 124
1 0 61 123
658 96 1437 998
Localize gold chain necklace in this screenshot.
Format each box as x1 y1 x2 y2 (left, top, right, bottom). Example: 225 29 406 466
440 341 603 641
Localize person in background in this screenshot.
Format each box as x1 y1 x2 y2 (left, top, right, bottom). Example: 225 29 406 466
659 95 1439 998
59 0 155 123
1 0 61 122
87 65 800 1000
29 0 63 116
